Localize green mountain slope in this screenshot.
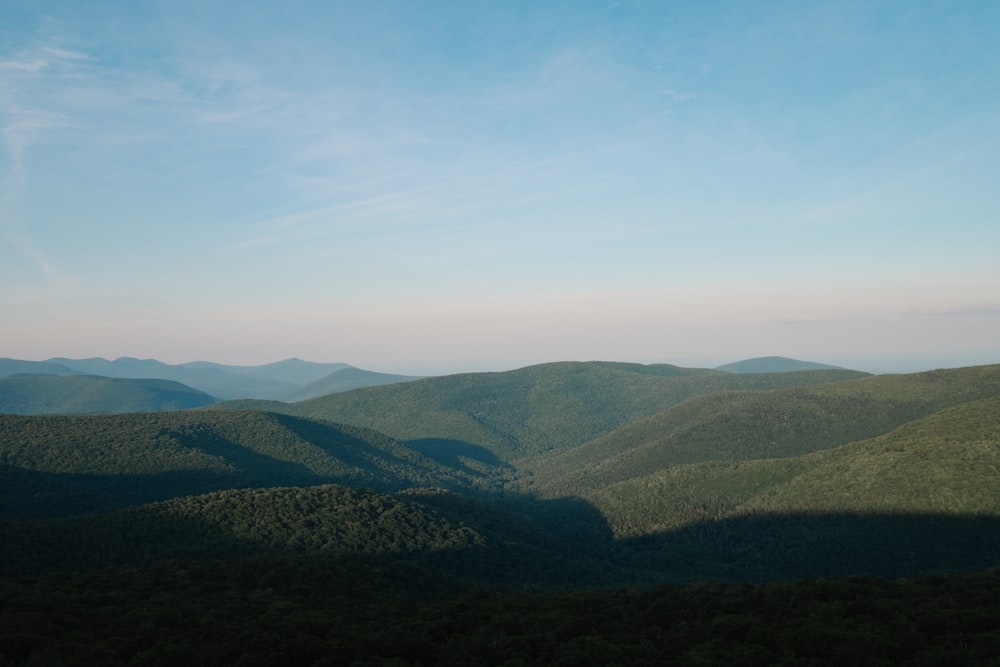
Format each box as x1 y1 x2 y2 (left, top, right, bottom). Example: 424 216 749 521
0 411 485 516
0 374 216 414
0 484 489 575
229 361 868 462
528 364 1000 498
581 394 1000 538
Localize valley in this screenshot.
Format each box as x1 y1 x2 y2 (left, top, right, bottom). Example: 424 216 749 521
2 357 999 664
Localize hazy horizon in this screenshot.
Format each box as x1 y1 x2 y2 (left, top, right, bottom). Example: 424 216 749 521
3 2 998 371
9 350 1000 379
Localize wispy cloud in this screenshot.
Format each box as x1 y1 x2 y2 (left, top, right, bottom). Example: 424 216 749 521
0 41 87 285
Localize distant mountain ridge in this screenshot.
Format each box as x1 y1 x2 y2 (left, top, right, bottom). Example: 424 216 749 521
0 356 423 403
0 374 216 414
716 356 846 373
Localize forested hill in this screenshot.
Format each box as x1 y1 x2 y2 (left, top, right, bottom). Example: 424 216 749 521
0 374 216 414
0 410 487 517
526 363 1000 500
219 361 869 461
0 485 489 576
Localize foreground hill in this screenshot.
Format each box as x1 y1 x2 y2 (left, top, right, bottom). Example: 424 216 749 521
0 410 483 517
0 485 489 576
3 564 999 666
0 374 215 414
222 361 868 462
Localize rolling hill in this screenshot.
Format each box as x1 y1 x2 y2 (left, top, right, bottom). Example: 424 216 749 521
3 360 1000 664
0 484 490 576
525 363 1000 499
0 410 488 517
0 374 216 414
223 361 869 462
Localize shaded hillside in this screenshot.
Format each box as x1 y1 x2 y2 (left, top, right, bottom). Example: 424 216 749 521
3 563 1000 666
0 374 215 414
0 485 488 575
0 464 127 520
717 355 845 373
0 411 485 515
527 363 1000 499
229 361 868 461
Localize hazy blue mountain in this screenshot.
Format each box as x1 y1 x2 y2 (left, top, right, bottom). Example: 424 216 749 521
0 358 78 376
0 374 216 414
716 356 846 373
279 366 422 401
40 357 410 400
45 357 293 399
178 358 351 385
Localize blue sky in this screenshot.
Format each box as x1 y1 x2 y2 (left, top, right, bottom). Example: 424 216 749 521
2 1 999 374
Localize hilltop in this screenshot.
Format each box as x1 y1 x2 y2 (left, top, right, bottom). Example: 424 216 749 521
716 355 846 373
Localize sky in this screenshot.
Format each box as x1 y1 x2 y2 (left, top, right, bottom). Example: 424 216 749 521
2 1 999 375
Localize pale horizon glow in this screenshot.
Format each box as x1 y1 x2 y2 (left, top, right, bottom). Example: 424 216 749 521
2 1 999 375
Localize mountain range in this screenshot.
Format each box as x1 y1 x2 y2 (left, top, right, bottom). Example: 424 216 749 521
0 356 422 408
2 355 999 663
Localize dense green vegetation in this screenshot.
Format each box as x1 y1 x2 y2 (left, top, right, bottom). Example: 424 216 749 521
526 364 1000 503
0 411 486 516
3 360 1000 664
219 361 869 461
0 374 215 414
0 485 490 576
2 564 999 665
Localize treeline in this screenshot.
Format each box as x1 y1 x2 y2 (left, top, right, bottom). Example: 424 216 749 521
2 562 998 666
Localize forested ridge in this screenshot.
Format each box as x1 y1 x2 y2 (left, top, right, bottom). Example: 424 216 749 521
2 361 1000 664
0 374 215 414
